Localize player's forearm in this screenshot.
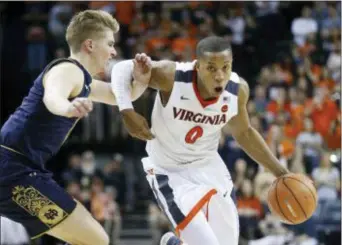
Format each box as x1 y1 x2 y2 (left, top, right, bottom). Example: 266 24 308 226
89 81 117 105
111 60 148 111
234 127 289 177
43 94 71 117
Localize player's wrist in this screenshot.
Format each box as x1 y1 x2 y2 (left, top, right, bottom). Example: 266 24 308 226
276 168 290 177
120 108 135 116
111 60 135 111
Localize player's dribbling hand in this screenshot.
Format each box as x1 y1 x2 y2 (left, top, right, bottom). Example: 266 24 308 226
133 53 152 85
121 109 154 141
66 97 93 118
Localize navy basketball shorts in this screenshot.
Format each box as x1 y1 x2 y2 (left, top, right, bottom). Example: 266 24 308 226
0 155 77 239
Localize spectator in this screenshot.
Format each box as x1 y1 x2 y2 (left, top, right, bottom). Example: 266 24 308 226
312 152 340 201
254 167 276 213
62 153 82 185
321 5 341 31
26 25 48 78
48 2 73 44
296 117 323 173
253 85 268 117
148 201 172 245
237 180 264 240
66 180 83 202
233 158 248 194
103 186 122 245
307 86 338 140
76 151 105 207
291 6 318 47
103 153 126 206
326 41 341 83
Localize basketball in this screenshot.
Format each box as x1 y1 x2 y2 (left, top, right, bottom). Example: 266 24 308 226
267 173 318 225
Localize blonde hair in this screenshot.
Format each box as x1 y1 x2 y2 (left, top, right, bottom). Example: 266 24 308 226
66 10 119 53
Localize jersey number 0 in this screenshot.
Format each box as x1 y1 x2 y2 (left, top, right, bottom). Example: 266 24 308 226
185 126 203 144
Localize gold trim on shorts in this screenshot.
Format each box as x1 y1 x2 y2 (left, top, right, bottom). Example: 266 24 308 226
11 185 72 240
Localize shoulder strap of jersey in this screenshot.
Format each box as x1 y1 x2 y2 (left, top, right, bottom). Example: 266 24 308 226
225 72 240 96
174 61 196 83
42 58 92 86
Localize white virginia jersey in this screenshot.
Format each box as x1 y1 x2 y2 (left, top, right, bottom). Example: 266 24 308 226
146 61 240 169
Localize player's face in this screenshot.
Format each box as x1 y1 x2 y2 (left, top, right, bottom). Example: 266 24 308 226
92 28 117 73
196 50 233 98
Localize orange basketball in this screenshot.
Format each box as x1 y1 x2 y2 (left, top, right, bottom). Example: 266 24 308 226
267 173 318 225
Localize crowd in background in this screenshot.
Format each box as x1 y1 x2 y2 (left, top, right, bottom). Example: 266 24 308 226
0 1 341 245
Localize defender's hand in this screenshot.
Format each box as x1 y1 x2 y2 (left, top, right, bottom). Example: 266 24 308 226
121 109 154 141
133 53 152 85
66 97 93 118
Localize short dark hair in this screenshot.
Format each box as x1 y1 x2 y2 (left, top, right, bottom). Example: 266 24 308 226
196 36 232 58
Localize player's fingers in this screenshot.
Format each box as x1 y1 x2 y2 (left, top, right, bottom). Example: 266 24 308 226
142 120 155 139
140 53 147 62
76 100 91 114
146 130 155 140
143 130 154 140
141 56 150 67
131 132 145 141
70 104 82 118
145 57 152 68
77 98 93 111
72 101 86 114
133 59 138 68
81 99 93 112
135 53 142 62
73 101 89 116
87 100 93 111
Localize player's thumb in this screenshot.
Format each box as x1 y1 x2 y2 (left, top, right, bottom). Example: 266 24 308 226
143 119 155 139
132 59 138 69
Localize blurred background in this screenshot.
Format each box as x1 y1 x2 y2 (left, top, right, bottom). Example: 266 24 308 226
0 1 341 245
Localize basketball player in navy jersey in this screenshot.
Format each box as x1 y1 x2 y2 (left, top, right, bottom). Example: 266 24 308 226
0 10 152 245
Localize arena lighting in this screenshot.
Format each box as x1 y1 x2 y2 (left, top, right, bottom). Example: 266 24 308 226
330 154 339 163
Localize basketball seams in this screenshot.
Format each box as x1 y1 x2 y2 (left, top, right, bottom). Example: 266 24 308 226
282 178 308 219
285 177 317 205
275 178 294 224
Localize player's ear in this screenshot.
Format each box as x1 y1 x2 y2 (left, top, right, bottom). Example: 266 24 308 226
83 39 94 54
195 60 200 72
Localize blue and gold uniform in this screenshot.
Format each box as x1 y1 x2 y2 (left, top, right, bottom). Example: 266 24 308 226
0 58 92 239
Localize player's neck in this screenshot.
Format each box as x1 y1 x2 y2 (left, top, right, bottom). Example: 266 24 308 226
69 52 97 75
196 78 216 101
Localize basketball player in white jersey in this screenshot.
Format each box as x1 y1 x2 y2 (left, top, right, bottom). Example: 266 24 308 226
111 36 290 245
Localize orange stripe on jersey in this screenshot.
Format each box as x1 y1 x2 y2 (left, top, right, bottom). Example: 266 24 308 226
175 189 217 236
205 193 215 221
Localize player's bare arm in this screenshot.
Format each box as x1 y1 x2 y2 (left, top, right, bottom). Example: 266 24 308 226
88 79 117 105
43 63 92 118
149 60 176 92
120 56 177 140
94 58 154 107
148 59 177 106
227 77 289 177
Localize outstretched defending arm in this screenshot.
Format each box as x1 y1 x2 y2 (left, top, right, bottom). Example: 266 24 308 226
89 59 150 106
227 77 289 177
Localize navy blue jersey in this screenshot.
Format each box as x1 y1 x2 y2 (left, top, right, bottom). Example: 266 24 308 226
0 58 92 170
